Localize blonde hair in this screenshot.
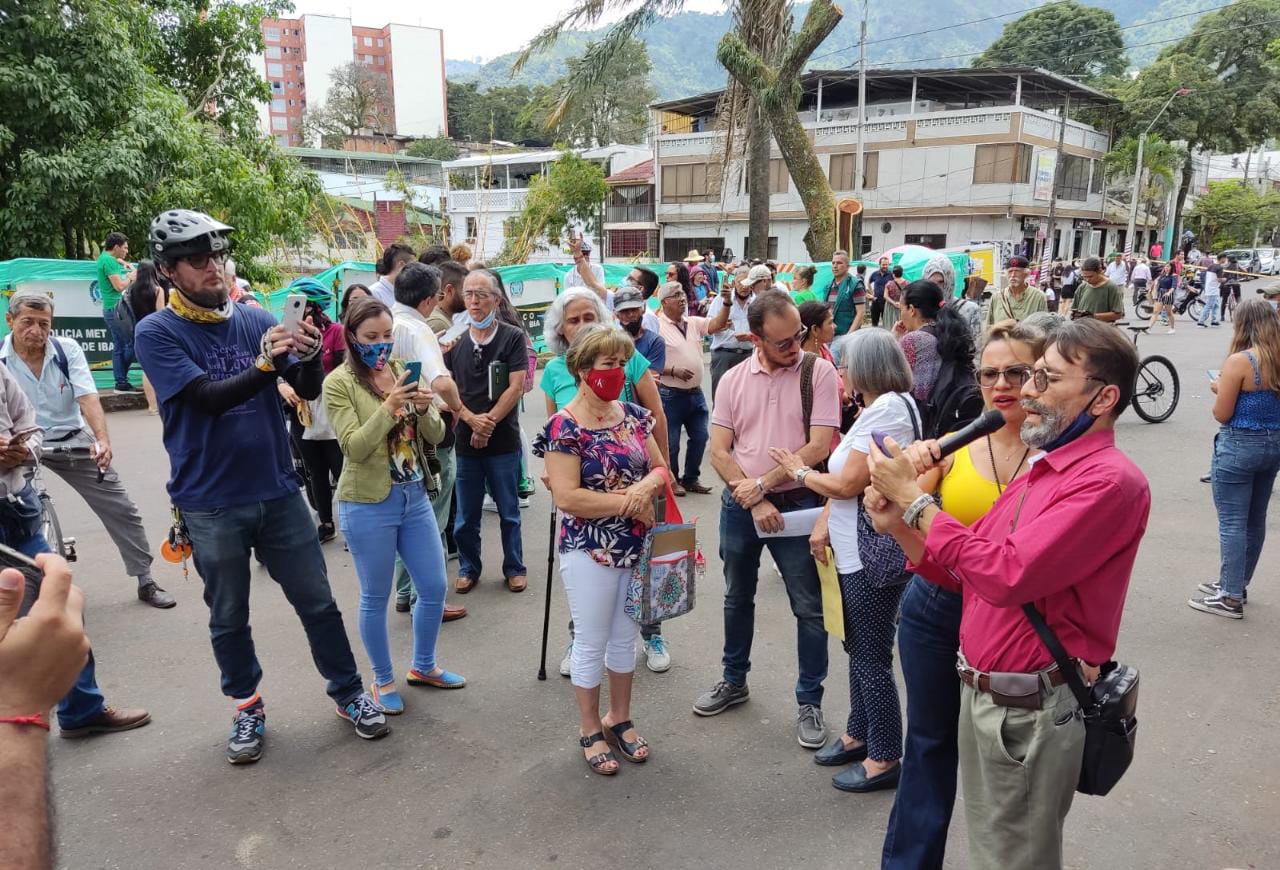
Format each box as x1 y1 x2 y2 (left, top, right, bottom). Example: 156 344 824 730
565 325 635 384
982 318 1048 365
449 242 473 264
1230 298 1280 392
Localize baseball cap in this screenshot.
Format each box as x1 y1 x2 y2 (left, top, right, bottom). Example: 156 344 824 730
1261 284 1280 298
613 287 645 311
578 239 592 252
658 281 686 301
744 264 773 286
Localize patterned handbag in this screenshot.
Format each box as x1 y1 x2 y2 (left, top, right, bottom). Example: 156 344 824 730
856 394 921 588
625 475 702 624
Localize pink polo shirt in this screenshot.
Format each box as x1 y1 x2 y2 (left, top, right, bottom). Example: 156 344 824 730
712 350 841 489
656 312 711 389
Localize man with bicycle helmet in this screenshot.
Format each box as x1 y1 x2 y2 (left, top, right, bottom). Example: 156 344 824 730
134 209 389 764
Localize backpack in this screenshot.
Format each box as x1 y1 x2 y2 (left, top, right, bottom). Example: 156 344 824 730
923 361 983 441
114 284 140 342
2 336 70 383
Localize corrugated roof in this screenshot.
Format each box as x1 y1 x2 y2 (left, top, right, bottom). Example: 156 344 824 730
606 158 654 184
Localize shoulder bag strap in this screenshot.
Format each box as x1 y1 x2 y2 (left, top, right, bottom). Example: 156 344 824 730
51 337 70 382
1020 604 1094 710
799 351 816 438
897 393 921 441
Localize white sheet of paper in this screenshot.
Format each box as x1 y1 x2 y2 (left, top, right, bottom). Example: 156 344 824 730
754 506 824 538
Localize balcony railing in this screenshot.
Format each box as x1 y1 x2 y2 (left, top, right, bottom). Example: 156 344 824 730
446 188 528 213
605 203 655 223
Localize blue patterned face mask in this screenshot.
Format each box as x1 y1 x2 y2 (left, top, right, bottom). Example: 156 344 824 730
354 340 393 371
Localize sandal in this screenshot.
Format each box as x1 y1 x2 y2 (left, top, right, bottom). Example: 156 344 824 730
578 732 619 776
505 575 527 593
603 719 649 763
454 575 477 594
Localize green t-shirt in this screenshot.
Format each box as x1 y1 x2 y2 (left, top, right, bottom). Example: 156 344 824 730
1072 279 1124 317
985 287 1049 325
791 289 819 305
542 352 650 410
95 250 127 309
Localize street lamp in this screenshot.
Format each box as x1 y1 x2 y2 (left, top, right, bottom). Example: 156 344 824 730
1126 87 1190 257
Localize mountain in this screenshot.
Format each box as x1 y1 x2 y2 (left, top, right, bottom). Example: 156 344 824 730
447 1 1215 101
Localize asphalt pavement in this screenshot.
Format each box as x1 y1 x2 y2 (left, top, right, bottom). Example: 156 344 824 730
44 313 1280 869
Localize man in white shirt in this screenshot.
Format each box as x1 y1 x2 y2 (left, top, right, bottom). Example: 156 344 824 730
563 238 610 308
1130 257 1152 303
1104 253 1130 288
389 263 466 621
707 264 765 403
371 243 416 308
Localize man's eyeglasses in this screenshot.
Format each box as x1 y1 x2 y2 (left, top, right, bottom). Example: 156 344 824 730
758 327 807 352
977 365 1033 387
1030 368 1106 392
462 289 494 300
183 251 228 271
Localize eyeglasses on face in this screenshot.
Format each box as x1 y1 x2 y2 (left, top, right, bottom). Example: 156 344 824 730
183 251 228 271
462 289 494 300
757 327 807 352
977 365 1033 387
1030 367 1105 392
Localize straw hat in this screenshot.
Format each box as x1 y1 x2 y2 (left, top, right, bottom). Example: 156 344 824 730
682 248 702 263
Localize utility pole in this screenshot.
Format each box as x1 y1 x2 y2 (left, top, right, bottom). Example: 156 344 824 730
1129 87 1188 255
852 0 867 259
1041 91 1069 280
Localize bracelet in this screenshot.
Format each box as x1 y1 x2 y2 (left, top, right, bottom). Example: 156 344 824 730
0 713 50 731
902 493 934 530
794 466 812 484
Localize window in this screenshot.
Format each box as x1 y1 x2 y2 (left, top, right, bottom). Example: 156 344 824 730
465 217 478 242
271 99 286 113
265 46 281 59
288 99 296 107
362 36 372 46
362 55 372 65
1090 158 1104 194
1058 155 1090 202
662 237 724 261
286 80 295 89
828 152 878 190
265 26 280 40
661 163 713 203
973 143 1032 184
607 230 659 259
271 117 289 131
270 81 282 92
377 56 385 66
742 236 780 260
904 233 947 248
377 38 385 47
276 135 290 147
769 159 789 194
266 62 284 78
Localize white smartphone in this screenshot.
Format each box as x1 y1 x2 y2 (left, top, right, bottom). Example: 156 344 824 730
280 293 307 333
440 320 468 344
1208 369 1220 381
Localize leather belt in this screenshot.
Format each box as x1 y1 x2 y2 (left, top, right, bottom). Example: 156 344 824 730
957 666 1066 694
661 384 701 393
713 347 751 354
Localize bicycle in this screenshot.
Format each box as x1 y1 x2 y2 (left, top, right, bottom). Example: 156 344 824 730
25 445 98 563
1117 322 1180 423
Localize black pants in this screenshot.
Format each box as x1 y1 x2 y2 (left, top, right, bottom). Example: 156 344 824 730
295 433 344 524
870 297 886 327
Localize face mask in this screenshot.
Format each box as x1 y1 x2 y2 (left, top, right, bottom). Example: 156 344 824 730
354 340 393 371
621 319 642 337
469 309 497 330
1042 386 1104 452
585 366 626 402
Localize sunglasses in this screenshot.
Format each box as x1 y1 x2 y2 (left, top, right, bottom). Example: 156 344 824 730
758 327 807 352
183 251 228 271
1030 368 1105 392
977 365 1033 387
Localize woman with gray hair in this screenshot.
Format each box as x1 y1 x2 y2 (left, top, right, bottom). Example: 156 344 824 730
922 253 957 300
770 328 921 794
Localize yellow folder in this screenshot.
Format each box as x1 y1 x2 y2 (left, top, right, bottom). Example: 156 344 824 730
816 548 843 641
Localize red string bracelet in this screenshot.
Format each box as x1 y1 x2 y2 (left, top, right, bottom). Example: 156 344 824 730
0 714 50 731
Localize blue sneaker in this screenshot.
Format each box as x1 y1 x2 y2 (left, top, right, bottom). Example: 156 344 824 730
336 693 391 739
371 682 405 715
227 707 266 764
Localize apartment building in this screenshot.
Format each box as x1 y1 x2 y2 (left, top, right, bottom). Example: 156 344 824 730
257 15 447 147
652 67 1118 262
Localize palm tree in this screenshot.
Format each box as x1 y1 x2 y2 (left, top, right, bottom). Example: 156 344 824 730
515 0 844 261
1105 134 1183 248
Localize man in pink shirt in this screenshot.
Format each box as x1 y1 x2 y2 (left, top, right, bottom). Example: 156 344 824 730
694 291 842 751
864 318 1149 870
655 282 713 496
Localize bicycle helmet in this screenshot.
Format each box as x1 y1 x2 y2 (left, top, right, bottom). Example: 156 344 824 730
287 276 333 304
149 209 234 262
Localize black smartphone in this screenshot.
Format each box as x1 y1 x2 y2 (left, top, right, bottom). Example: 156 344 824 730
488 360 510 402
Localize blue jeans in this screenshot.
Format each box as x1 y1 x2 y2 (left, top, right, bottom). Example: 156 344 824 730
396 445 455 603
183 491 363 706
102 306 135 388
1197 295 1221 326
454 450 525 581
719 489 827 706
342 483 447 686
660 386 710 486
1211 428 1280 598
882 575 964 870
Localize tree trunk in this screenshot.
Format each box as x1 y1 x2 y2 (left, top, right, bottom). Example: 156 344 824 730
746 99 770 260
764 99 835 261
61 219 74 260
1173 150 1194 252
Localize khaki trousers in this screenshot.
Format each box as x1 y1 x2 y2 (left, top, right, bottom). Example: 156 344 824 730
959 681 1085 870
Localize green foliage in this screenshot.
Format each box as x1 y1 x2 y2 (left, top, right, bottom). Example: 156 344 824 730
974 1 1126 81
447 80 545 144
301 62 394 148
1186 181 1280 249
496 151 607 264
405 137 461 161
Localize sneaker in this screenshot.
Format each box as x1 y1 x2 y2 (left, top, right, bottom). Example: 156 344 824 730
1166 329 1176 334
796 704 827 749
559 642 573 678
317 521 336 543
1197 323 1208 329
518 495 530 509
1195 582 1247 603
693 680 750 716
336 693 391 739
643 635 672 673
394 596 410 613
227 707 266 764
1187 593 1243 619
482 495 498 513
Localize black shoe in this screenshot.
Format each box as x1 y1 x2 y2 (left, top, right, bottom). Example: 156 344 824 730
227 707 266 764
693 680 749 716
1197 581 1247 603
833 761 901 793
815 737 868 766
114 383 138 393
1199 473 1211 483
337 693 390 740
394 597 410 613
1187 593 1244 619
317 522 336 543
137 581 176 609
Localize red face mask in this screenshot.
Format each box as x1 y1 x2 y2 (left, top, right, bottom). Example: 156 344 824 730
585 366 626 402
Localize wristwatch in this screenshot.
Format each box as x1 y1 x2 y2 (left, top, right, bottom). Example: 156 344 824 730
794 466 812 484
902 493 934 529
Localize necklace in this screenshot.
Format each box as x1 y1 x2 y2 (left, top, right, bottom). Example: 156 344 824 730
986 436 1031 494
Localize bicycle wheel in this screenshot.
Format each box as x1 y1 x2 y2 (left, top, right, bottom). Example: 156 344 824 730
1136 297 1154 319
40 493 69 560
1131 354 1180 423
1187 297 1205 321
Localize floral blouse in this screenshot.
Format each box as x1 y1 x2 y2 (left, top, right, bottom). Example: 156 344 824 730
533 403 655 568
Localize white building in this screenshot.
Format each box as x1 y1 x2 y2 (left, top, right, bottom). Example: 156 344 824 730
651 67 1117 262
443 146 651 262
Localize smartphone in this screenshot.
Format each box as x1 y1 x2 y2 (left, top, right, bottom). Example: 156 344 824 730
9 426 41 446
488 360 509 402
403 361 423 391
439 320 468 344
280 293 307 333
871 430 892 454
0 542 45 618
1208 369 1221 381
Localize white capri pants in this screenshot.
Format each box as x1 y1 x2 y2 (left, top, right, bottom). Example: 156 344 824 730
560 550 640 689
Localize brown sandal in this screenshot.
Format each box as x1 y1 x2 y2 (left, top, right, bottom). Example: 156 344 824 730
579 732 619 776
454 576 477 594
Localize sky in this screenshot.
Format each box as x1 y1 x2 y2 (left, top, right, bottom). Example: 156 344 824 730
287 0 724 62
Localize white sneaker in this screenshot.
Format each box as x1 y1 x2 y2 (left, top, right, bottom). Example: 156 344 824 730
518 496 530 509
1166 329 1176 334
643 636 672 672
482 495 498 513
559 642 572 678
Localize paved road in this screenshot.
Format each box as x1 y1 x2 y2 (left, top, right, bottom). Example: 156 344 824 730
45 317 1279 869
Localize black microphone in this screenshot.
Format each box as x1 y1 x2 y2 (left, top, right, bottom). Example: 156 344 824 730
934 409 1008 458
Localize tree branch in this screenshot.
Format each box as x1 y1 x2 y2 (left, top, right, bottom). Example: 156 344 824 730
716 32 771 98
188 44 230 119
779 0 842 84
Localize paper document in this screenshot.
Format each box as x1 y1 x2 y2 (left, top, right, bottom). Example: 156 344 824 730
816 548 844 641
754 506 824 538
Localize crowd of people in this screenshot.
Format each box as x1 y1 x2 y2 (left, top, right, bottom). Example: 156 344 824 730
13 210 1280 870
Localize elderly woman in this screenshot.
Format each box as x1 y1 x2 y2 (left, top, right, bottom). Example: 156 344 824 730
923 253 957 301
771 328 921 794
534 327 669 775
542 290 671 675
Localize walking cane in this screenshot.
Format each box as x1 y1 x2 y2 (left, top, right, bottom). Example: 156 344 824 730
537 507 557 680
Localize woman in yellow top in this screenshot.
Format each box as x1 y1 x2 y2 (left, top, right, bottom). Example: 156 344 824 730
879 319 1046 869
324 297 461 718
